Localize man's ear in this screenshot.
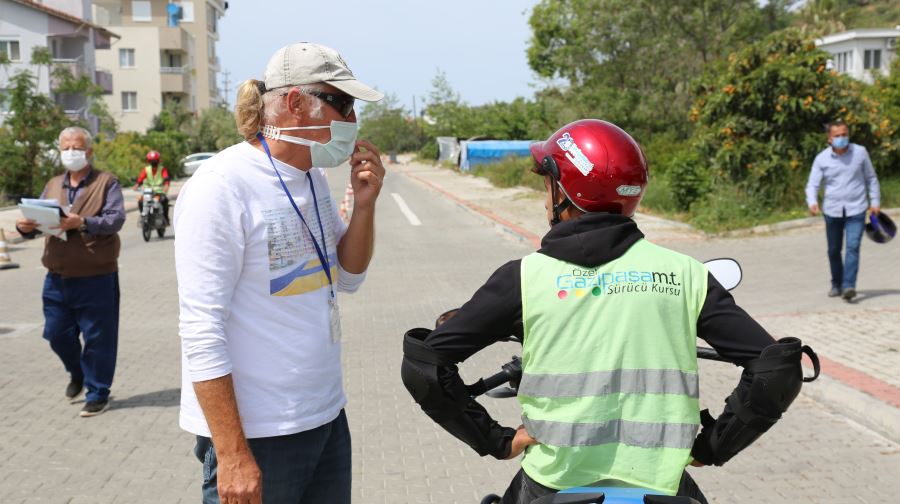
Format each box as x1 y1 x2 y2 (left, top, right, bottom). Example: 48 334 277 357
285 87 305 119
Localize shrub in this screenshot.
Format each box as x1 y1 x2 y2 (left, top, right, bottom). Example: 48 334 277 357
470 156 545 192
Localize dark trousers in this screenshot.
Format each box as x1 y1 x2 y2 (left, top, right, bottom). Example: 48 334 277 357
500 468 708 504
194 409 351 504
824 211 866 290
42 272 120 402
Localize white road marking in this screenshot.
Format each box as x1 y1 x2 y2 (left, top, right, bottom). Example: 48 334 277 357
391 193 422 226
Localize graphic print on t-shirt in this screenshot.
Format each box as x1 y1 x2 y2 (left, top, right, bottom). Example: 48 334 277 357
263 202 339 297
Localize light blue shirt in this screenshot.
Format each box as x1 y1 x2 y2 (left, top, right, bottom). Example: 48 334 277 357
805 144 880 218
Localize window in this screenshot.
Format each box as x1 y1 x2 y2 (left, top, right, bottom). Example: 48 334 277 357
207 3 217 33
163 51 182 68
864 49 882 70
1 88 9 112
119 48 135 68
208 35 216 63
209 68 217 94
132 1 151 22
122 91 137 111
0 40 21 61
177 1 194 22
835 51 854 73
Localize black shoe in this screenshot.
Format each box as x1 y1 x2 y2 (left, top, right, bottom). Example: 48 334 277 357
828 287 841 297
65 377 84 399
80 399 110 417
842 288 857 301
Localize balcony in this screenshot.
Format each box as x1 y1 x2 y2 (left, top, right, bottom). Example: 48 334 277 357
159 26 191 51
95 69 113 94
64 107 87 121
51 56 87 87
160 66 190 93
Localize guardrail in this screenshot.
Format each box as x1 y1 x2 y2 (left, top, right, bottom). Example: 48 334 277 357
161 65 188 74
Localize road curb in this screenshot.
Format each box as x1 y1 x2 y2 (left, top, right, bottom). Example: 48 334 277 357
719 207 900 238
804 370 900 443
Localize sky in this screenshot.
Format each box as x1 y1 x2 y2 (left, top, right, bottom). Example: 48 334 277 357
217 0 545 111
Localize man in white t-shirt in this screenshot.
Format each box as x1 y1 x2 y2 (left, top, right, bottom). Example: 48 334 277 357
174 43 386 504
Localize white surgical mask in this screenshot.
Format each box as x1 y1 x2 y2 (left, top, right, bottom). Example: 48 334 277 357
60 148 88 172
260 121 358 168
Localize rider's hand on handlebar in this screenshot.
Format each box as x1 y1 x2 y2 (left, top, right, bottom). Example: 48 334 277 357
689 460 706 468
505 425 538 460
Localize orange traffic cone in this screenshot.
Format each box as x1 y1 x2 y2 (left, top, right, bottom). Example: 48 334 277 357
0 228 20 270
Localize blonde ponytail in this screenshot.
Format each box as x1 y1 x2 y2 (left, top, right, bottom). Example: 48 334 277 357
235 79 265 140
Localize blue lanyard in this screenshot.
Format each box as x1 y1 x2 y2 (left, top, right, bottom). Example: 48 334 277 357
256 134 334 298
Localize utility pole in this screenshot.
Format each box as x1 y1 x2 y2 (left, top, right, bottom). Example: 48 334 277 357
221 69 231 107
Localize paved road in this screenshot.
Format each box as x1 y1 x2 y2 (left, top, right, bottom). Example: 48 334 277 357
1 162 898 503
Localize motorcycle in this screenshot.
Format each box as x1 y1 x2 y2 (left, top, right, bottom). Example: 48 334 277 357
139 187 167 241
432 259 818 504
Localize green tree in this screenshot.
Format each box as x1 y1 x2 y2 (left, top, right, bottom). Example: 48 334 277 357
0 49 72 198
526 0 791 137
192 105 241 152
358 93 421 155
91 132 151 185
684 29 890 214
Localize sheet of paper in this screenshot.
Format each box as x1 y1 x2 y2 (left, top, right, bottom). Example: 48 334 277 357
20 198 64 209
18 204 66 242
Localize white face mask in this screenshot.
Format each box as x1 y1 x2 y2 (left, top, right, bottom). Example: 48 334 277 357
60 148 88 172
260 121 358 168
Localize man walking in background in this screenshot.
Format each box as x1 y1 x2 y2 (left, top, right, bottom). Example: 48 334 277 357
806 120 880 301
15 126 126 417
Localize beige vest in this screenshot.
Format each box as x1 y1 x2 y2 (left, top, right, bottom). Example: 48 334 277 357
42 168 121 278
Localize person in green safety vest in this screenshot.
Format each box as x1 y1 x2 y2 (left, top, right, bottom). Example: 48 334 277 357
134 150 171 223
402 119 813 504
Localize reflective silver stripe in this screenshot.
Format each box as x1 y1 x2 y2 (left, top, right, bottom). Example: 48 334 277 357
519 369 699 398
523 417 698 449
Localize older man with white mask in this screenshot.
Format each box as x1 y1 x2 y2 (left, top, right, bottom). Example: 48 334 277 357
175 43 386 504
16 126 126 418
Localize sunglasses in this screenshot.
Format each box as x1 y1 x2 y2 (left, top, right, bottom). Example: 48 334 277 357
531 155 560 179
302 90 355 119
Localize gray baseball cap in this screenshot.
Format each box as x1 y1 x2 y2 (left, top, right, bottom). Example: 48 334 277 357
264 42 383 102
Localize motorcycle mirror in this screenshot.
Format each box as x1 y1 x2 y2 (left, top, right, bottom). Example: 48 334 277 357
703 258 742 291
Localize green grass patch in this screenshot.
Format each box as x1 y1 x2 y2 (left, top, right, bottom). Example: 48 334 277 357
879 176 900 209
469 156 546 193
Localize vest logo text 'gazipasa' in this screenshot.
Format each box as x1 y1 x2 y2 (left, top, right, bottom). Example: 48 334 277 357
555 268 682 299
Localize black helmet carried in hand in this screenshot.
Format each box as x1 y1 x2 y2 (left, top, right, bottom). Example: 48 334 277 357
865 213 896 244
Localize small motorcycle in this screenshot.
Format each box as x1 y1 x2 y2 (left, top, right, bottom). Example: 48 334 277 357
139 187 167 241
431 259 818 504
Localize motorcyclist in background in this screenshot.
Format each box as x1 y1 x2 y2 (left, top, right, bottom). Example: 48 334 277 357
402 119 817 504
134 150 171 223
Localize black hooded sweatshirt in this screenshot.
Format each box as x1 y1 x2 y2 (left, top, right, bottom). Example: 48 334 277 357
423 213 776 462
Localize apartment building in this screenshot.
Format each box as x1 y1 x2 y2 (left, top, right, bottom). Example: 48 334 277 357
817 28 899 84
92 0 226 132
0 0 117 132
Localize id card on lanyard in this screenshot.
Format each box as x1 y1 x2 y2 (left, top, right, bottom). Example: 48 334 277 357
257 133 342 344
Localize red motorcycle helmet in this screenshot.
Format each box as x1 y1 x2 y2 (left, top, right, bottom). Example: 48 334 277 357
530 119 648 218
146 150 161 163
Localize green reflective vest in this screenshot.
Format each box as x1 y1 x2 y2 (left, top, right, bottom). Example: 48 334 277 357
518 239 708 495
143 165 165 193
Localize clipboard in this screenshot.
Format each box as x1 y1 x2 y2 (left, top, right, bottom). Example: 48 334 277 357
18 202 68 242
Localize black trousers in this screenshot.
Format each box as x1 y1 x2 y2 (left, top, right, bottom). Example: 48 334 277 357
499 469 708 504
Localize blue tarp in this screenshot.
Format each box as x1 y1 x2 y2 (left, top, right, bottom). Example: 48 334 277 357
461 140 534 171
